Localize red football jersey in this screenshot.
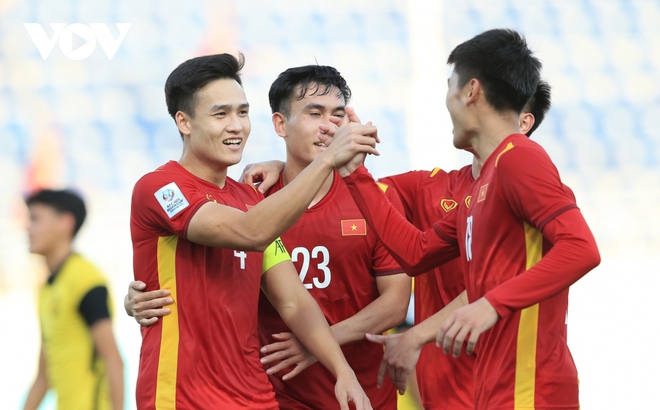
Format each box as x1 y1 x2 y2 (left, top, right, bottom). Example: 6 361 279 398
258 171 403 410
343 134 598 410
131 161 277 409
379 167 475 410
457 134 584 409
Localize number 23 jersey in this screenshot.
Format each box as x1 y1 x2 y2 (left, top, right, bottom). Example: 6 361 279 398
258 171 404 410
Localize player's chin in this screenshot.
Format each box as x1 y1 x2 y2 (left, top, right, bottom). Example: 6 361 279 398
28 242 42 254
452 134 468 149
223 150 244 166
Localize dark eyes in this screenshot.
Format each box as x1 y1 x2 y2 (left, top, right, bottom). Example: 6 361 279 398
310 112 345 118
214 110 249 117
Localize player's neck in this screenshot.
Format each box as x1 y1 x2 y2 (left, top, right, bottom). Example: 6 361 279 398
177 155 229 188
43 242 73 274
471 157 483 179
282 159 334 208
470 112 520 167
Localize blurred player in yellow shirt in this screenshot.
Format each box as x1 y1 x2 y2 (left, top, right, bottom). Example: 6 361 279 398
23 189 124 410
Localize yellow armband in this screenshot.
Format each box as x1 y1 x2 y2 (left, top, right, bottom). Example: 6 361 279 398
262 237 291 273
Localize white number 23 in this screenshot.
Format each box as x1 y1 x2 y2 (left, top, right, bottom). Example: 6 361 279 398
291 246 331 289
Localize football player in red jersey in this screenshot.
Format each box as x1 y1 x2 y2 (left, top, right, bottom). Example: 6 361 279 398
336 29 600 410
237 79 552 410
254 65 410 410
128 53 376 410
370 80 552 410
127 64 410 409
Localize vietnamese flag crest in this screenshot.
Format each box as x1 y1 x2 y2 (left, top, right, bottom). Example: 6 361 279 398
341 219 367 236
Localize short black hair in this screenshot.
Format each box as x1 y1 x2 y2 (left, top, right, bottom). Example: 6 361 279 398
523 80 551 137
26 189 87 237
165 53 245 123
268 65 352 117
447 28 541 114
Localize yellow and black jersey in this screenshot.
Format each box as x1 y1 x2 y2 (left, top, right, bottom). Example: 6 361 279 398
38 253 114 410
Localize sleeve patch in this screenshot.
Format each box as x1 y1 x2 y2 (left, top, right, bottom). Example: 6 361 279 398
154 182 190 218
262 237 291 273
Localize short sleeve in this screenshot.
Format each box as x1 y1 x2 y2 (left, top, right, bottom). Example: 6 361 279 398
497 144 577 231
78 285 111 326
132 172 210 239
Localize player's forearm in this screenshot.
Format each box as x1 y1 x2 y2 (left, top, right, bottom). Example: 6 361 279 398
280 293 355 379
485 209 601 317
408 290 468 347
106 355 125 410
243 154 335 249
22 378 47 410
330 279 410 345
23 348 48 410
91 320 125 410
344 166 460 275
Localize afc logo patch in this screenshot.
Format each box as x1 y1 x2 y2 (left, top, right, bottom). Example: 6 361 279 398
154 182 190 218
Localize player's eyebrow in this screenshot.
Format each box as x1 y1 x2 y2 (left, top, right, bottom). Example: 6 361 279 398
209 103 250 112
303 103 345 112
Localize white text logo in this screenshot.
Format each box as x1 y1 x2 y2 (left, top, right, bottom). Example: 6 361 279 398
24 23 132 60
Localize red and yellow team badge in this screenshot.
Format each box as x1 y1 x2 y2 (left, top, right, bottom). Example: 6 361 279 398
465 195 472 208
477 184 488 202
341 219 367 236
440 199 458 212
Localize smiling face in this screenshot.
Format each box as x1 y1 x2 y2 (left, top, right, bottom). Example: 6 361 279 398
177 78 251 171
446 69 471 149
273 85 346 168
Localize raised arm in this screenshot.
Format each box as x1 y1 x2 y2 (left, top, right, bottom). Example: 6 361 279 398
187 124 380 251
342 166 460 274
318 115 460 274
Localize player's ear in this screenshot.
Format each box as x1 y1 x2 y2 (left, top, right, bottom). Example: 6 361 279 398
272 112 287 139
58 212 77 240
519 113 535 136
466 78 481 106
176 111 192 137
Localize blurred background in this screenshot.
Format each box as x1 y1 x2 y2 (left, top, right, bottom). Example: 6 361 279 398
1 0 658 408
